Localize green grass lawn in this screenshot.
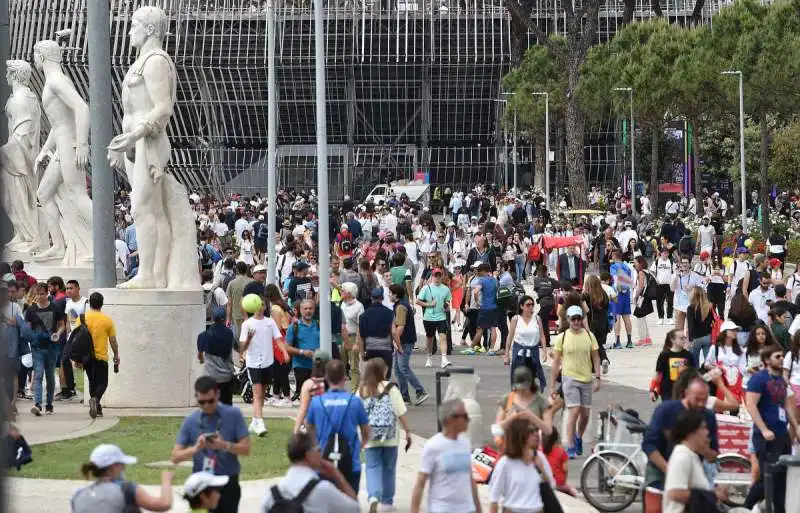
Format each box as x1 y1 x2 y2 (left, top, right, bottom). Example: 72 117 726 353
74 370 84 393
16 416 292 484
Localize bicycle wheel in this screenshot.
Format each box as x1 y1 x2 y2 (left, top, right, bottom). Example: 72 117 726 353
580 450 641 512
717 453 752 508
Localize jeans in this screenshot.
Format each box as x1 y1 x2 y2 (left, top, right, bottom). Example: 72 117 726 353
364 446 398 505
365 349 393 380
32 344 59 407
510 343 547 391
394 343 425 401
690 335 711 365
745 432 790 513
514 255 525 280
85 358 109 406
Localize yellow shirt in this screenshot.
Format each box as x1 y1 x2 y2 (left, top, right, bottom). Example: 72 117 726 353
78 310 117 362
553 328 599 383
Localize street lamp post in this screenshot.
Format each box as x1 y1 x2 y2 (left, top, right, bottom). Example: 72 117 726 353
614 87 636 216
513 113 518 192
532 92 549 208
722 70 747 229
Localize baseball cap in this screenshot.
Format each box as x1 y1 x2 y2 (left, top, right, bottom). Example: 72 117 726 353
512 366 534 390
432 268 443 275
294 261 310 271
211 307 226 321
252 264 267 273
720 320 741 332
566 305 584 318
340 224 348 230
471 261 482 269
700 251 710 259
313 350 332 365
183 472 229 499
90 444 137 468
736 247 749 254
371 287 384 298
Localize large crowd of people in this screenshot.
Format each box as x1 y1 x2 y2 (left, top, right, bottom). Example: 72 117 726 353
6 181 800 513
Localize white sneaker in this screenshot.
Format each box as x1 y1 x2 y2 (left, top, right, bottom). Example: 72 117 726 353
657 318 664 325
425 357 433 368
441 357 452 369
253 418 267 437
248 419 258 435
369 498 379 513
378 505 398 513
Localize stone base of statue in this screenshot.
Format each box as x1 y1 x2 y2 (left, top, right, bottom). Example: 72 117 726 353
12 260 125 290
91 288 205 408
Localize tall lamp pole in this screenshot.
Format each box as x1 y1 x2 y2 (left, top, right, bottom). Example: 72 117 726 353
314 0 330 353
532 92 549 208
614 87 636 216
722 70 747 229
266 0 278 285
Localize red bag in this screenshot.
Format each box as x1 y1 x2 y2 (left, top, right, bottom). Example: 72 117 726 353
273 338 288 365
710 307 722 342
528 243 542 262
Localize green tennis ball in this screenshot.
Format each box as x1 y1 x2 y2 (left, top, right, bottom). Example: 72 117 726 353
241 294 263 314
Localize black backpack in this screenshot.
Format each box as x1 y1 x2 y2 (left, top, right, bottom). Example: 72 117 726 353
267 479 320 513
677 235 694 257
643 271 659 300
68 313 94 366
340 237 353 253
320 395 354 483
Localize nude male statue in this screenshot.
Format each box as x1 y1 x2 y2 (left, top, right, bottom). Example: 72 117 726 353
108 6 197 289
32 40 93 264
1 60 41 252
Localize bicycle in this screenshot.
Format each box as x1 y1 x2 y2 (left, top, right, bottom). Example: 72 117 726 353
580 406 752 512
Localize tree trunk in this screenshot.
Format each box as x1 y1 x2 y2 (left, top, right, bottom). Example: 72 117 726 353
565 65 589 208
534 135 546 191
692 119 702 202
650 126 660 213
760 120 771 236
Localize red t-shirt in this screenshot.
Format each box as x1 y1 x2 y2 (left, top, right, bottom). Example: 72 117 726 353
546 446 569 486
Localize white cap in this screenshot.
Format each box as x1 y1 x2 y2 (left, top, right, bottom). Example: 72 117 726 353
252 264 267 273
720 320 741 332
566 305 584 318
89 444 137 468
183 472 229 498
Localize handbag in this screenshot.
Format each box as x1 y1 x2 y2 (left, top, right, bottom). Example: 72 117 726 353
537 463 565 513
20 343 32 369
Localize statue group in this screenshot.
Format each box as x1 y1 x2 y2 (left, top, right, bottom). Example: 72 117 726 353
1 5 196 290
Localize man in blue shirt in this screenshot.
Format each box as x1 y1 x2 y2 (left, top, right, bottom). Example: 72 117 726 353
305 359 370 493
286 299 321 402
744 345 799 513
171 376 251 513
641 371 719 493
469 262 498 352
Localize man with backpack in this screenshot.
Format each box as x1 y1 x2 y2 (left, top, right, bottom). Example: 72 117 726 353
203 270 229 328
75 292 119 419
260 431 359 513
304 359 371 494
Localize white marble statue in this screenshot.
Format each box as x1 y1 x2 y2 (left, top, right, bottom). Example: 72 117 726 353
32 40 93 265
107 6 197 289
1 60 42 252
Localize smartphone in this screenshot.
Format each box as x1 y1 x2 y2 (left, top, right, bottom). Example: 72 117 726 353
404 438 412 452
204 432 218 442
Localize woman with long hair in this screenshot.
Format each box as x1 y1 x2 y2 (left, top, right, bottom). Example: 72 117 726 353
266 283 292 406
633 256 654 346
728 289 758 347
488 417 556 513
358 358 412 511
292 351 331 433
238 230 255 265
686 286 714 364
745 324 775 384
505 295 548 391
649 329 696 402
449 264 465 331
71 445 173 512
582 275 611 373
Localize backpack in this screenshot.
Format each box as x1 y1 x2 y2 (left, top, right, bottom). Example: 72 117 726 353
527 243 542 262
678 235 694 257
267 479 320 513
204 286 220 324
257 221 270 240
643 271 659 301
497 285 515 311
357 272 377 308
340 237 353 253
199 243 213 268
364 383 397 442
320 394 355 480
68 313 94 367
7 433 32 470
220 270 235 292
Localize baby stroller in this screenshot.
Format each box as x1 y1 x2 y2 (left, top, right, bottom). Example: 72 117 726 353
233 365 253 404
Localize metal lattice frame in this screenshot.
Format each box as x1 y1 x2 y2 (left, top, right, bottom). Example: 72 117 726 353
9 0 728 200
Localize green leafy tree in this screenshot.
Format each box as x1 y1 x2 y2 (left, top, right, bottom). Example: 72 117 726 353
769 120 800 190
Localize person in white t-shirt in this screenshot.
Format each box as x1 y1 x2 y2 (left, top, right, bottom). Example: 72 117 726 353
748 274 776 325
663 410 717 513
60 279 88 401
410 399 481 513
488 417 555 513
240 296 283 437
696 217 716 255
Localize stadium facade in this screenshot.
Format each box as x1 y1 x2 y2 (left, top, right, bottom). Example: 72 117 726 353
9 0 727 201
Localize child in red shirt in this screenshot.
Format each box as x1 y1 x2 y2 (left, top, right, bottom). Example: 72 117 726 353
543 428 578 497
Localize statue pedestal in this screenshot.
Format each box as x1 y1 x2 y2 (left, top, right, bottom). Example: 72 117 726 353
90 288 205 408
25 263 95 288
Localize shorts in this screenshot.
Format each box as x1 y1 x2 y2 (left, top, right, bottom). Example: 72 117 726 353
613 291 632 316
563 376 593 408
423 319 449 338
247 366 273 386
477 309 497 330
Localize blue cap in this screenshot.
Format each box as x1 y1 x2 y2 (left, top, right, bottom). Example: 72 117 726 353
211 306 226 321
723 247 733 256
371 287 384 298
736 247 749 254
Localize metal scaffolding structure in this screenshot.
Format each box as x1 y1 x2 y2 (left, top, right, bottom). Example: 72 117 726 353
9 0 729 200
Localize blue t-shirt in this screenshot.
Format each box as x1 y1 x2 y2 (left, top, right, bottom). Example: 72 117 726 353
286 320 321 369
306 389 369 472
477 275 498 310
747 369 789 440
176 403 249 476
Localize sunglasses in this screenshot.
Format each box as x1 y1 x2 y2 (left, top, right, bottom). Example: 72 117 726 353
570 316 583 321
197 397 217 406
